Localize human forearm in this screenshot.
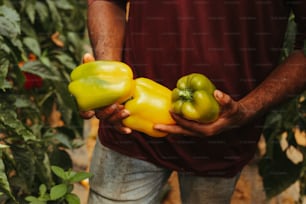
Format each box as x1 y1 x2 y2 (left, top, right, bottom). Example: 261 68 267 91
240 50 306 121
87 1 127 60
154 50 306 137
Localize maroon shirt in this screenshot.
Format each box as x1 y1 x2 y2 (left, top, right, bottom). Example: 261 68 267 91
93 0 306 177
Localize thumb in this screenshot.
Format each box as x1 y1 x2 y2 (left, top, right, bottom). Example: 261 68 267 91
82 53 95 63
214 90 233 107
79 110 95 119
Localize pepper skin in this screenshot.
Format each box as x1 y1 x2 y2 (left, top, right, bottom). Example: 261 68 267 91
123 78 175 137
68 61 134 111
171 73 220 123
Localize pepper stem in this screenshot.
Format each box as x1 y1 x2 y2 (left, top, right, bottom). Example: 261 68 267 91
179 89 193 100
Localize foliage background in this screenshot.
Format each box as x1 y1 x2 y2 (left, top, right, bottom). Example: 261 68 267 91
0 0 89 203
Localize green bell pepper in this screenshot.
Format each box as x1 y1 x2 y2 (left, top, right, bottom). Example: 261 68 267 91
171 73 220 123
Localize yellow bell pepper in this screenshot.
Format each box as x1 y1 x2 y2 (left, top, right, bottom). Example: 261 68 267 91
123 78 175 137
68 61 134 111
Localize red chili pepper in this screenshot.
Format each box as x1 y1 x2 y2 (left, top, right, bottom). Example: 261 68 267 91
19 54 43 90
23 72 43 90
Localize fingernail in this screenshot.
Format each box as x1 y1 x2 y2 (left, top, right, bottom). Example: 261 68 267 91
123 127 132 134
153 124 161 130
214 90 223 99
121 110 130 117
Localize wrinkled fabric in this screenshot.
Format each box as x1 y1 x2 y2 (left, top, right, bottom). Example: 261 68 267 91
88 141 239 203
97 0 306 177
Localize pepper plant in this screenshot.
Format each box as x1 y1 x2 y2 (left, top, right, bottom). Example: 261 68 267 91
0 0 90 203
25 166 92 204
259 13 306 203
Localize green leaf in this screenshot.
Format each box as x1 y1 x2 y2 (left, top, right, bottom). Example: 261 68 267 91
55 0 74 10
0 37 11 53
23 37 41 56
50 183 67 200
14 96 36 109
1 0 14 8
51 166 66 180
21 61 60 81
54 132 73 149
53 52 76 70
53 81 79 125
10 38 24 54
0 80 11 90
65 193 80 204
65 171 77 181
0 5 20 38
39 184 47 197
46 0 63 31
25 196 38 201
21 18 37 38
35 152 53 188
24 0 37 24
69 172 93 183
0 59 9 90
35 2 49 27
25 196 47 204
0 106 36 141
0 150 16 201
10 145 36 191
40 55 52 67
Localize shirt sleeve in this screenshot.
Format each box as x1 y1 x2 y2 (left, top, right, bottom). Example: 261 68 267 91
290 0 306 49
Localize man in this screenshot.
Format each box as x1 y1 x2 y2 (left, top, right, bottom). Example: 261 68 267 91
84 0 306 203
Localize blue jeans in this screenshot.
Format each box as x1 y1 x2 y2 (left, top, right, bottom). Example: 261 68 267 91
88 140 240 204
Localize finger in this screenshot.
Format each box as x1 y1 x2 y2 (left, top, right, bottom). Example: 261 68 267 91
95 103 122 120
170 112 225 136
213 90 239 116
170 112 203 129
107 109 130 123
153 124 197 136
214 90 232 107
114 124 132 134
79 110 95 119
82 53 95 63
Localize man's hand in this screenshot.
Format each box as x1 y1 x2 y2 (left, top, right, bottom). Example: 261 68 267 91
156 50 306 137
153 90 247 137
94 103 132 134
154 51 306 137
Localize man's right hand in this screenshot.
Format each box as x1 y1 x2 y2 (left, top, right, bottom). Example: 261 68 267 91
94 103 132 134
